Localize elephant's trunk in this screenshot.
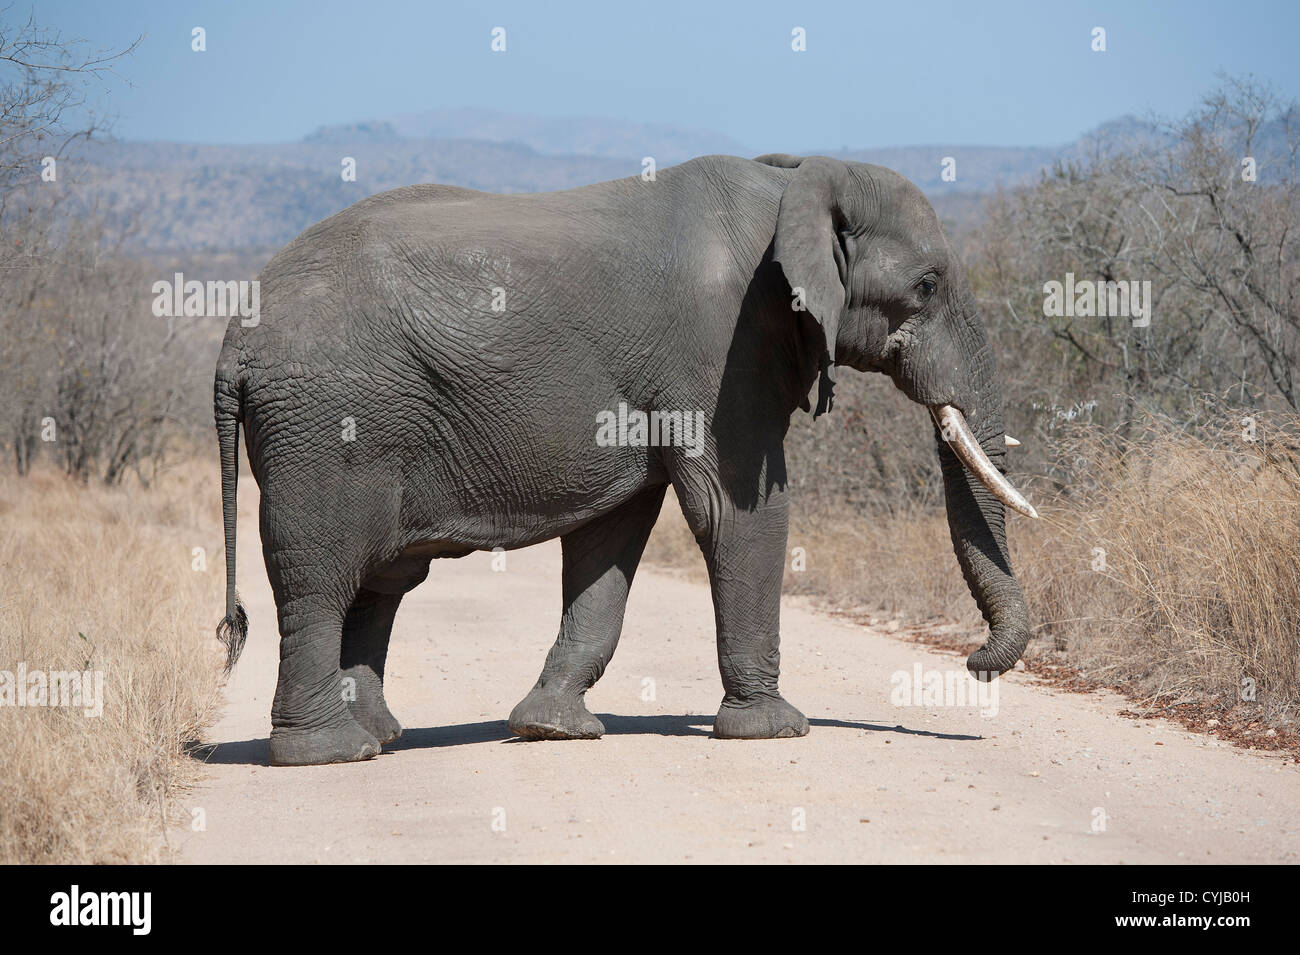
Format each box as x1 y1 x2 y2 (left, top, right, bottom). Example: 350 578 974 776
935 417 1031 680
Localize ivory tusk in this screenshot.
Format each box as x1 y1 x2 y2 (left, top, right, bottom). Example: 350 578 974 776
931 405 1039 519
1005 435 1021 448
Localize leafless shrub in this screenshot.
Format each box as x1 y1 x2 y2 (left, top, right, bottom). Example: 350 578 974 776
0 213 214 482
971 75 1300 450
0 12 208 481
0 7 137 204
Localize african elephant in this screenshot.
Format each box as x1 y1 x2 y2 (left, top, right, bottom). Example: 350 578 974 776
214 153 1037 766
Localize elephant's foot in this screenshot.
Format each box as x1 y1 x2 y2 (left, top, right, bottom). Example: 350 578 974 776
269 718 381 766
713 694 809 739
348 695 402 744
508 687 605 740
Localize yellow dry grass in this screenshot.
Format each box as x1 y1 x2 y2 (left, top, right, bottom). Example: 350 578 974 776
1021 414 1300 722
0 461 226 863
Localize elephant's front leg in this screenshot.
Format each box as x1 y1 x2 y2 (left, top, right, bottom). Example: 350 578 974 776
690 486 809 739
508 486 666 740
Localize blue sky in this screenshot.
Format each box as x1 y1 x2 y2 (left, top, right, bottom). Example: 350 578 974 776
28 0 1300 150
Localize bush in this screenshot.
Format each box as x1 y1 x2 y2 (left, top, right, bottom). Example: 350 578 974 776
1020 411 1300 724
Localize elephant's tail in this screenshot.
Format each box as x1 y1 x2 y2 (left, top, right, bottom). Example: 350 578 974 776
214 368 248 676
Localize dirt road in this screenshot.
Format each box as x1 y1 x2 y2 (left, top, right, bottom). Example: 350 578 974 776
170 485 1300 864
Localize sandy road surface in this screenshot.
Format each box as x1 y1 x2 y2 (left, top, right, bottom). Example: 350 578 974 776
170 484 1300 864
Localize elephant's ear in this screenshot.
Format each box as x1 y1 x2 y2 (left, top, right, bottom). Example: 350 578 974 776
772 156 850 417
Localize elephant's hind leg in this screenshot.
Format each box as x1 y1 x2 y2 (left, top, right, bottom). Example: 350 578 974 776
267 599 381 767
509 485 667 740
339 554 431 746
260 479 404 766
340 589 404 744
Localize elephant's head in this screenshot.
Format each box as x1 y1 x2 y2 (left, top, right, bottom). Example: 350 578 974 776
761 153 1035 679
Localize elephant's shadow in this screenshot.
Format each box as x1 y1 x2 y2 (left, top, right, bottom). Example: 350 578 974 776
191 716 981 767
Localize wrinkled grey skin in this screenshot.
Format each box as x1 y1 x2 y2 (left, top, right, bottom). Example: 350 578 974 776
214 154 1029 766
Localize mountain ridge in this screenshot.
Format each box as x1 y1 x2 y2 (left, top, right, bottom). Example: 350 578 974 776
61 110 1263 253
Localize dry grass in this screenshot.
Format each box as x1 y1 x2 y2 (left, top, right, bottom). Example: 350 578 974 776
1020 414 1300 729
644 413 1300 736
0 460 226 863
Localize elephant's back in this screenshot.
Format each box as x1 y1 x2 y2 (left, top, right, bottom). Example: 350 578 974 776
233 177 660 447
249 177 660 357
258 183 492 294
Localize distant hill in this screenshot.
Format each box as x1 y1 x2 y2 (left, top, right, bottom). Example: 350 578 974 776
59 109 1218 255
375 108 751 165
76 137 633 253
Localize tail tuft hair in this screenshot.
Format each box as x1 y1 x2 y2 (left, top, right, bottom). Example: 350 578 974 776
216 596 249 676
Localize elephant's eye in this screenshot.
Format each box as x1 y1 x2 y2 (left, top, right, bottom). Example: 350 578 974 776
919 275 938 299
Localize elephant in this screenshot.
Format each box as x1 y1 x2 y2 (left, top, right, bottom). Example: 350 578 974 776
214 152 1038 766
